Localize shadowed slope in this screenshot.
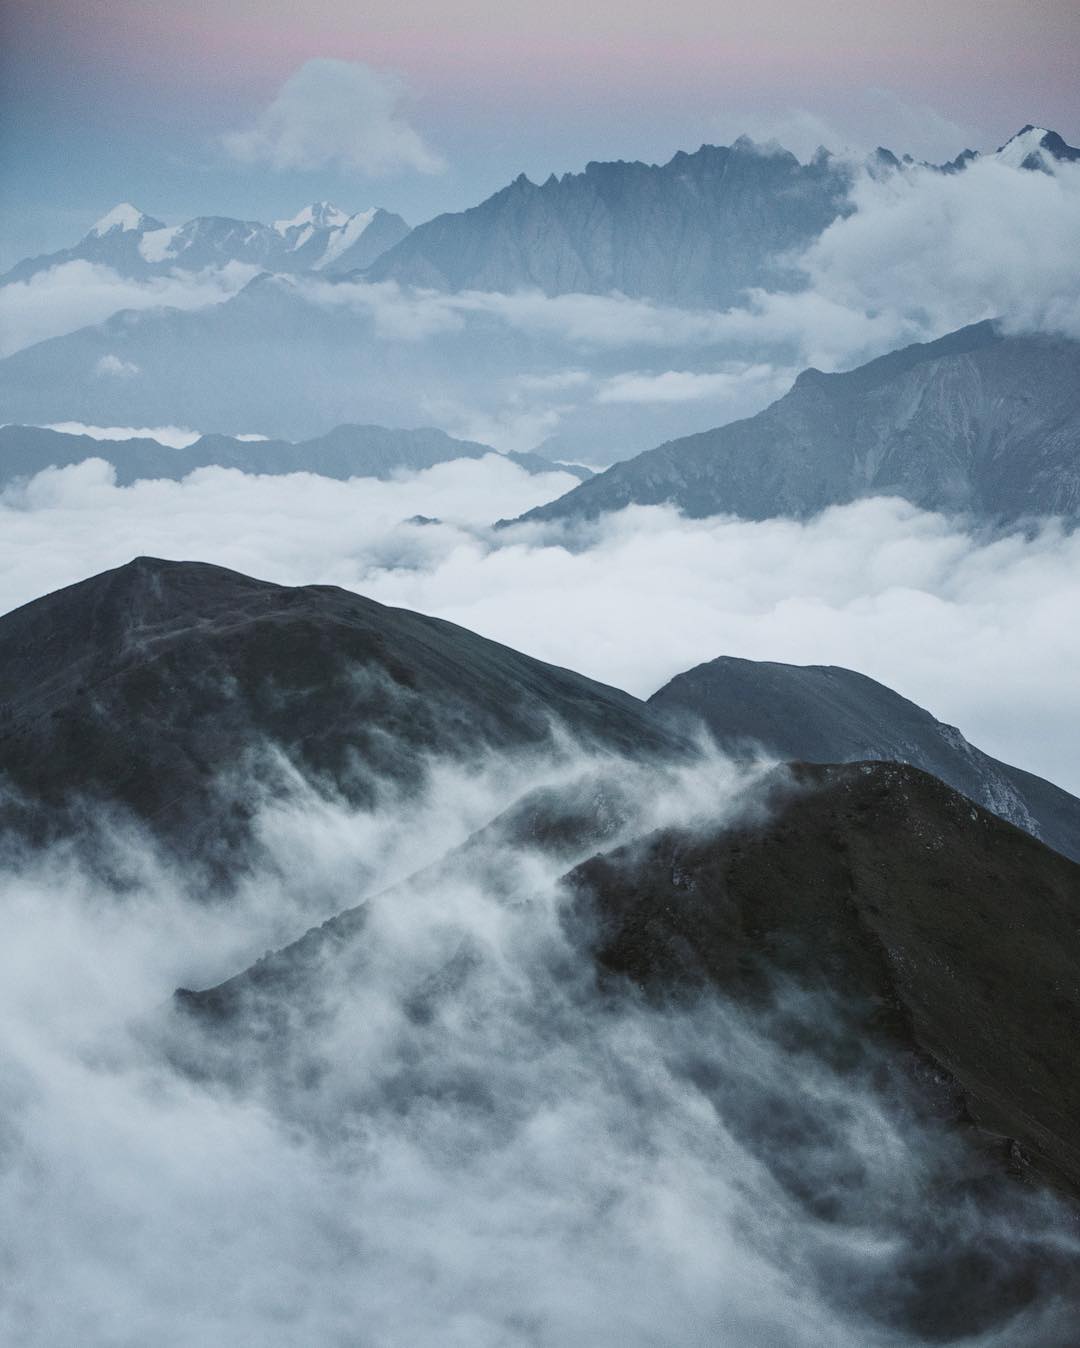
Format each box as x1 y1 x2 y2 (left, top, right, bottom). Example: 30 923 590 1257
650 655 1080 861
0 557 681 871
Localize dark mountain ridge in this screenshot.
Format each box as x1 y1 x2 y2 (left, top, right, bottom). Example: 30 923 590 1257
567 761 1080 1195
0 557 682 874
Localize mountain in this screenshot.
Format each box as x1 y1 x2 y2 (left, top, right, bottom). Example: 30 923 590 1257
511 322 1080 526
993 125 1080 172
362 126 1080 303
0 558 681 874
175 758 1080 1209
649 655 1080 862
566 761 1080 1196
365 138 854 306
0 423 593 488
0 201 410 286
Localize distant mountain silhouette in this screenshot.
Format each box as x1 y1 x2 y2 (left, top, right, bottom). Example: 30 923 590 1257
0 201 410 286
0 422 592 487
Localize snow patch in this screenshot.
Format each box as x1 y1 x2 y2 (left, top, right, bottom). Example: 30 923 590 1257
273 202 350 237
314 210 377 269
90 204 149 237
995 127 1050 170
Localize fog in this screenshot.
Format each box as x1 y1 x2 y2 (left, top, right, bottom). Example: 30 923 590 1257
1 456 1078 794
2 742 1077 1346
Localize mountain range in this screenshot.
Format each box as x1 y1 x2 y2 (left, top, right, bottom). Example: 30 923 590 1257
5 125 1075 311
4 557 1076 872
1 200 411 287
0 422 592 489
361 126 1080 304
5 553 1080 1338
512 321 1080 525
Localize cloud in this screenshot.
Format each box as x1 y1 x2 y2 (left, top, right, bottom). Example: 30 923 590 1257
0 747 1075 1344
43 422 199 447
795 155 1080 341
222 59 445 176
40 424 271 449
716 90 979 165
0 259 257 357
94 354 140 378
1 460 1079 797
1 457 1079 1342
595 364 788 404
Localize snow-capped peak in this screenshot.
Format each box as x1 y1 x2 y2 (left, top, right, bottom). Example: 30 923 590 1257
89 203 154 236
995 126 1051 169
314 209 377 269
273 202 351 237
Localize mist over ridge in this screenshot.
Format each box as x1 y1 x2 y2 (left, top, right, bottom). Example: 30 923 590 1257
3 12 1080 1339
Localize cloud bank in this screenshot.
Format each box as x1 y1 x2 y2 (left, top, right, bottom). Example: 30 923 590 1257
0 259 257 358
222 59 445 176
0 457 1078 795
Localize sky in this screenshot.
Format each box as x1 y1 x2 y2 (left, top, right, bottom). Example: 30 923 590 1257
2 0 1079 265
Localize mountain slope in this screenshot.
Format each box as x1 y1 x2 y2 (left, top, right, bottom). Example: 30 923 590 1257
649 655 1080 862
176 757 1080 1202
365 139 853 306
0 558 681 871
512 322 1080 525
567 761 1080 1194
0 423 592 487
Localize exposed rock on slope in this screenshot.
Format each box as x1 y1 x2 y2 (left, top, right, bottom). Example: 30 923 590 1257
365 139 852 306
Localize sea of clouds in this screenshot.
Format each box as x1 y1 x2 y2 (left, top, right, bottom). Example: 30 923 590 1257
1 453 1078 794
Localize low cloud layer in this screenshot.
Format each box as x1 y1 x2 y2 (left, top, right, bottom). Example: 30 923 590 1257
222 59 445 176
2 744 1077 1345
1 457 1078 795
0 259 257 358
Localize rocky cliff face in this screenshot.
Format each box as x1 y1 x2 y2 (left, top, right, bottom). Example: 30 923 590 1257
366 140 853 306
514 322 1080 525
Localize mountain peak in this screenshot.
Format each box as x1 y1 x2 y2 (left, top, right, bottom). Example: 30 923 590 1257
273 202 351 236
995 125 1080 170
87 203 162 237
